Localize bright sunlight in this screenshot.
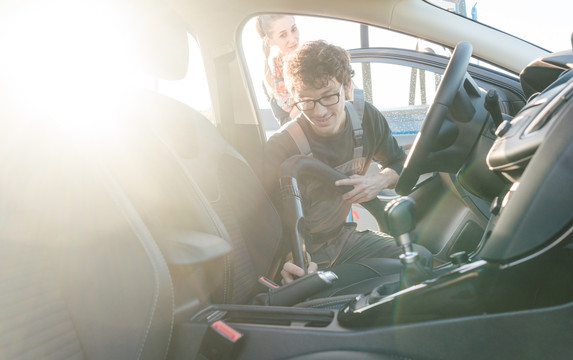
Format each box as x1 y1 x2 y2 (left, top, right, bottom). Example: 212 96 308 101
0 0 145 140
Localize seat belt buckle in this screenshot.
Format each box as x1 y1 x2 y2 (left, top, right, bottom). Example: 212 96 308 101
197 320 244 360
258 275 280 290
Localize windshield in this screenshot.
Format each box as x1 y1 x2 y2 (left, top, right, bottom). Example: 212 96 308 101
426 0 572 52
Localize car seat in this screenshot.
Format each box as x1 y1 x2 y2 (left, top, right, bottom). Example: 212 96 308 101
142 92 406 308
0 11 404 360
0 110 176 359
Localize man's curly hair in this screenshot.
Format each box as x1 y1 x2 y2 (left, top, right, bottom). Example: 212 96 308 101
283 40 353 95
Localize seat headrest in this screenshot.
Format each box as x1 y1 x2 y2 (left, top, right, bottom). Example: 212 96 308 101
129 1 189 80
0 0 189 83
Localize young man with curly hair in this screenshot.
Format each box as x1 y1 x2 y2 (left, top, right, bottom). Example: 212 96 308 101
263 40 433 283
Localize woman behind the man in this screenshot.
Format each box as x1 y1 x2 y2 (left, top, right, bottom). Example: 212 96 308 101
256 15 301 125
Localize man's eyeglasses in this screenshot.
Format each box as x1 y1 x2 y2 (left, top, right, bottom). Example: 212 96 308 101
293 86 342 111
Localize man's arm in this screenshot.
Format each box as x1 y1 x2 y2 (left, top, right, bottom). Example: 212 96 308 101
334 102 405 204
334 167 399 204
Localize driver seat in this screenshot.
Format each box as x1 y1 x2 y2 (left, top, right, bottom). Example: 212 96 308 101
91 88 401 309
0 118 175 359
145 96 405 307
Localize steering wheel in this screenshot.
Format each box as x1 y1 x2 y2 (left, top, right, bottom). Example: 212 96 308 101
395 41 474 195
280 155 389 270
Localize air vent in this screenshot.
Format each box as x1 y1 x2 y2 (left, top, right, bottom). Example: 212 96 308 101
523 80 573 137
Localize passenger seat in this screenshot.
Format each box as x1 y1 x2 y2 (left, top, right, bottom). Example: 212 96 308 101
0 120 175 360
145 95 405 307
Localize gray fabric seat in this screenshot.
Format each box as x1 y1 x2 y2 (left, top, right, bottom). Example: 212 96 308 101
0 120 175 360
0 5 405 359
0 3 192 358
142 93 405 306
147 98 285 304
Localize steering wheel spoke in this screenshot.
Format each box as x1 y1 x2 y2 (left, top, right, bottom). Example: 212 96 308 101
396 41 487 195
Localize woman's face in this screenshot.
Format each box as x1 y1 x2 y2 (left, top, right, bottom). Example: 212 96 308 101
267 16 299 56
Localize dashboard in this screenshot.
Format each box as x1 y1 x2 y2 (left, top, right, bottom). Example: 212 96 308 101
487 70 573 182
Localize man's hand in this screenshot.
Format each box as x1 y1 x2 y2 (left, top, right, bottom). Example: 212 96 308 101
281 252 318 284
334 167 399 204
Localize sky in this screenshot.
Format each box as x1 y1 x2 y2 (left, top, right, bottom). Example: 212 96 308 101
468 0 571 52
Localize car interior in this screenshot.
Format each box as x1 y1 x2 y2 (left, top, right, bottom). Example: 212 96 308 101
1 0 572 359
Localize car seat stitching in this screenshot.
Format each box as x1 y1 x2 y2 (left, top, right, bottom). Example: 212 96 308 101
328 278 380 297
353 260 386 276
97 163 172 360
328 262 399 296
148 117 235 303
224 254 231 303
148 117 232 243
307 297 355 308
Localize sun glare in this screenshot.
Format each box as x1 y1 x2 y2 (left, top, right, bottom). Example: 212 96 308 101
0 0 142 138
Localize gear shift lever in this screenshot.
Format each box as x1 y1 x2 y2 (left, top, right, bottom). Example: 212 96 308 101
385 196 432 288
385 196 417 262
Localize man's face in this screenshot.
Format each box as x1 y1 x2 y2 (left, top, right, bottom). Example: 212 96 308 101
293 80 347 137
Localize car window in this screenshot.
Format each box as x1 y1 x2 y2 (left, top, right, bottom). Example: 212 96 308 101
241 15 509 139
352 61 440 145
425 0 572 53
242 16 439 138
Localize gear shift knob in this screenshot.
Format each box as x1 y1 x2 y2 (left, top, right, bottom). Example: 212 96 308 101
385 196 417 263
385 196 415 236
383 196 433 290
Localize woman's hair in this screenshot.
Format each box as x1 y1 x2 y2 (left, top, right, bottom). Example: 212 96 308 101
284 40 354 95
255 15 294 84
255 15 289 56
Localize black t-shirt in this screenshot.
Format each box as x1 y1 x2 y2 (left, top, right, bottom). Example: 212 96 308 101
263 101 406 205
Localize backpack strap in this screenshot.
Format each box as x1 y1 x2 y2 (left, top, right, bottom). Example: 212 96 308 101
285 88 366 160
346 88 365 159
285 120 312 156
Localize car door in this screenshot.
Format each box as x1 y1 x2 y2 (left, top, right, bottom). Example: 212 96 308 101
241 14 527 264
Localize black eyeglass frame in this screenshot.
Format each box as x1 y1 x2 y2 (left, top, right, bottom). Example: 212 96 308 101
293 85 343 111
